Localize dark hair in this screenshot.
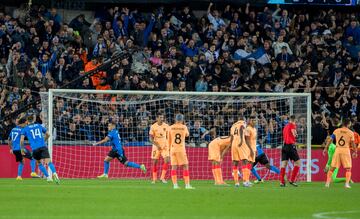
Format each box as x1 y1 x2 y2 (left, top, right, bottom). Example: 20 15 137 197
342 118 351 127
18 118 26 124
27 115 35 122
290 115 296 121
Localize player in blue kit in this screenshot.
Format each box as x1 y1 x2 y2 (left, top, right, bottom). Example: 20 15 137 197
93 122 147 179
250 144 280 183
8 117 39 180
20 115 60 184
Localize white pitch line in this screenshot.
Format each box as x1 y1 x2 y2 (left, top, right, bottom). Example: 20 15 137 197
312 210 360 219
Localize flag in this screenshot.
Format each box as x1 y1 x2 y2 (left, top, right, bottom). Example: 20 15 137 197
233 49 251 60
245 47 271 65
233 47 270 65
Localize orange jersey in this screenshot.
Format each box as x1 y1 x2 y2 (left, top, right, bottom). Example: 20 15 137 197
149 122 169 148
212 136 232 151
230 120 245 148
245 126 257 151
168 123 189 153
333 127 354 151
354 132 360 147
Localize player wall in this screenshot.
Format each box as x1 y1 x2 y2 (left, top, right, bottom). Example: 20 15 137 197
0 145 358 181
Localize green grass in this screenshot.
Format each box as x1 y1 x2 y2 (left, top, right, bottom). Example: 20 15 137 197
0 179 359 219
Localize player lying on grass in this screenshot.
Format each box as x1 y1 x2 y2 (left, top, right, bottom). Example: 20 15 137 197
20 115 60 184
168 114 194 189
94 122 146 178
208 136 231 185
149 113 170 184
323 118 358 188
8 117 39 180
229 118 254 187
250 144 280 183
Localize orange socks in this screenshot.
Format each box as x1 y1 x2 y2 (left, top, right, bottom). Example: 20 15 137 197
152 165 157 182
212 165 218 184
326 170 334 184
160 163 168 180
183 170 190 185
215 165 223 184
171 170 177 185
346 170 351 184
242 164 251 183
233 166 239 184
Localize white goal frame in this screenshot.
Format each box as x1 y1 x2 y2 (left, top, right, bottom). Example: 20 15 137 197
47 89 312 182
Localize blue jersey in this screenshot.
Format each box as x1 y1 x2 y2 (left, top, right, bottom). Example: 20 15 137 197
256 145 264 156
21 123 47 150
9 126 23 151
107 129 123 155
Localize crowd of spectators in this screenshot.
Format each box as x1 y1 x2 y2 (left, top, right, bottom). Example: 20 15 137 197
0 2 360 145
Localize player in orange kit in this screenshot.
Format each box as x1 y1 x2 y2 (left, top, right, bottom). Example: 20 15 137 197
208 136 231 185
229 118 254 187
149 113 170 184
324 118 358 188
168 114 194 189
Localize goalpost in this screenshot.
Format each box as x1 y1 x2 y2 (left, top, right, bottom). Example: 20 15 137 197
41 89 312 182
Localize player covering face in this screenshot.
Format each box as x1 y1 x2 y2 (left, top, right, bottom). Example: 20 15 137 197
94 122 147 179
149 114 170 184
245 117 280 183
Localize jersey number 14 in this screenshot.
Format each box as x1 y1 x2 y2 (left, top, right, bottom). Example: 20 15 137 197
30 128 42 139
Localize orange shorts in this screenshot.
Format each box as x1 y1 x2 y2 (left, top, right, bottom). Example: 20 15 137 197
231 145 250 161
331 151 352 169
151 146 169 160
208 141 222 162
170 151 189 166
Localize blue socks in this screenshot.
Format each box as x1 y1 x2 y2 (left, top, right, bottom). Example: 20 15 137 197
104 161 110 175
251 167 261 180
17 163 24 177
270 165 280 174
48 162 57 174
126 161 140 169
30 159 36 172
38 163 49 177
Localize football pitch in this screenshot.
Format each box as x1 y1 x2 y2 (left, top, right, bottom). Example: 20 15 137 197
0 179 359 219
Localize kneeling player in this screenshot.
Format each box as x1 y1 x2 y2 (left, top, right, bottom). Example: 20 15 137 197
208 136 231 185
168 114 194 189
250 145 280 183
149 114 170 184
9 117 39 180
323 119 357 188
94 122 146 178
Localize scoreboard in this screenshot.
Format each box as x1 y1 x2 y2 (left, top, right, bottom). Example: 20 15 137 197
268 0 357 5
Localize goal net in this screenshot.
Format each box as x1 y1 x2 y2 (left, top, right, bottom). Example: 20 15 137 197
41 90 312 181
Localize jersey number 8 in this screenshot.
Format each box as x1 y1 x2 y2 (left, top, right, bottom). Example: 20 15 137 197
175 133 181 144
